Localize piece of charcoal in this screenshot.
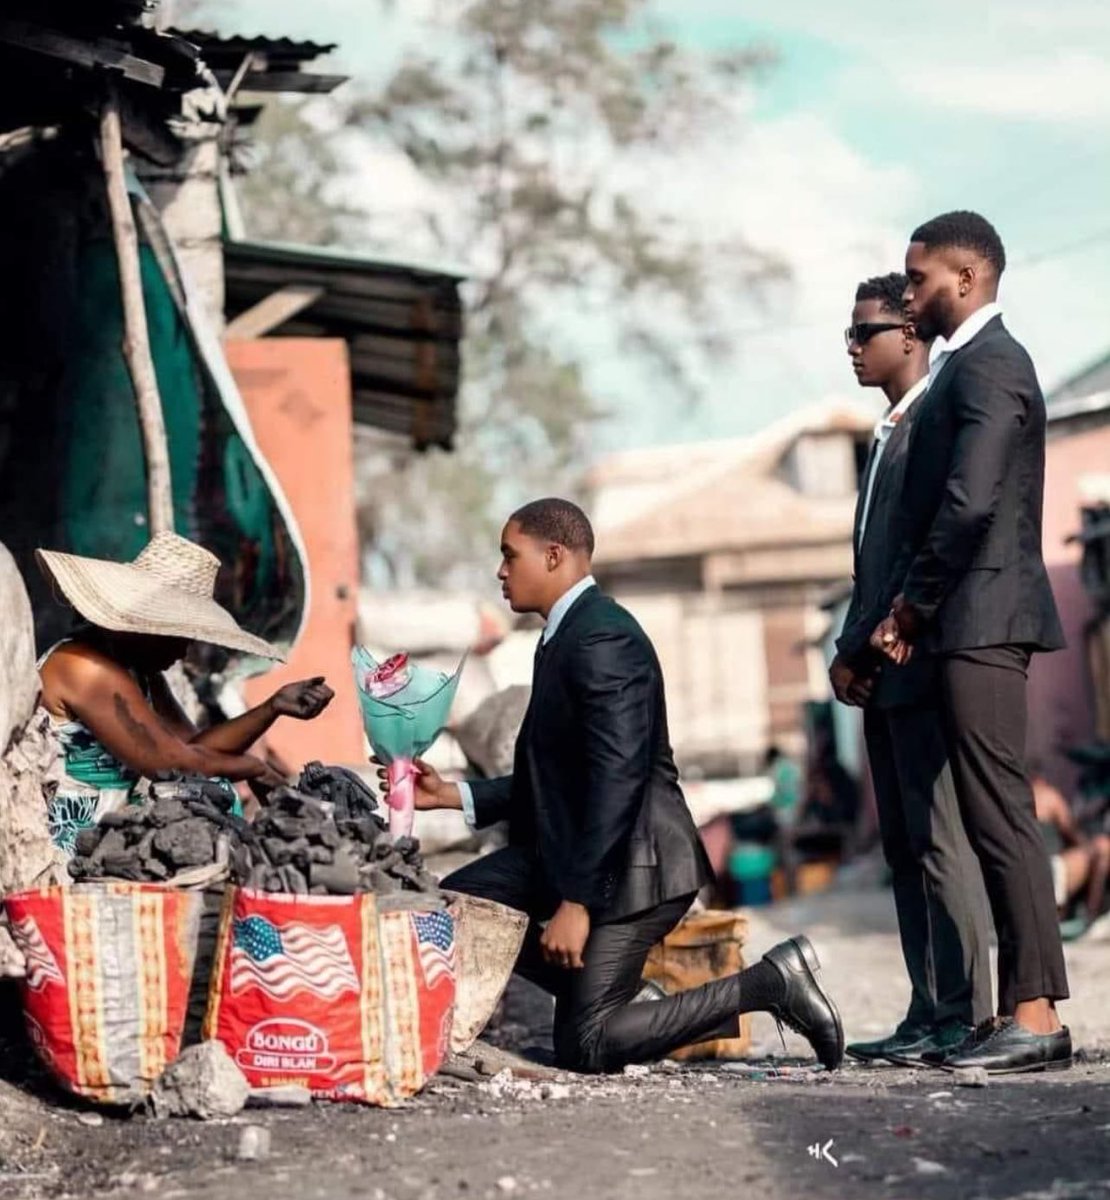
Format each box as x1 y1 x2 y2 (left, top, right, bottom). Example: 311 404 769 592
415 871 440 893
135 829 158 863
124 820 151 846
198 781 237 812
91 828 129 863
150 798 190 827
68 856 95 879
143 858 170 881
100 854 147 881
393 836 420 860
97 809 135 830
229 843 252 882
261 815 308 841
247 865 269 890
311 824 341 850
372 841 398 864
74 828 101 858
308 845 334 865
264 873 284 893
279 865 308 894
185 799 232 827
152 818 215 868
391 862 422 887
309 847 359 894
261 837 294 866
360 867 400 895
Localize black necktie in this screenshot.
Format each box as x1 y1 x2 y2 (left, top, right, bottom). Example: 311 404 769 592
533 634 548 677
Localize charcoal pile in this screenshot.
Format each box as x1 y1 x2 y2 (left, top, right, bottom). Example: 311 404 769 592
236 784 440 897
67 779 241 883
66 765 443 901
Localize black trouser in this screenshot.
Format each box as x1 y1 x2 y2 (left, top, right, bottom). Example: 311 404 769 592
864 702 993 1028
938 647 1070 1013
444 847 741 1073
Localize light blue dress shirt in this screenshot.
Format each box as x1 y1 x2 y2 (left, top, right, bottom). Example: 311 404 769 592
457 575 597 827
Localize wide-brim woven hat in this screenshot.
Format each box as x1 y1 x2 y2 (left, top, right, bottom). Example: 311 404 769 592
36 532 285 661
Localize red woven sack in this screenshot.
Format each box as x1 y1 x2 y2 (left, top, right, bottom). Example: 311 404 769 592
4 883 203 1104
203 887 455 1105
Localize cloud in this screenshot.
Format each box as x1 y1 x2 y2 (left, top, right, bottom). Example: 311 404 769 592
898 51 1110 123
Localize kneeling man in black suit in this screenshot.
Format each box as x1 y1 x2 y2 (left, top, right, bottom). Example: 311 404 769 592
400 498 843 1074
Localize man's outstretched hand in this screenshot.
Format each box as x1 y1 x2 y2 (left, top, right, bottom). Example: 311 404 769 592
541 900 590 970
373 756 462 811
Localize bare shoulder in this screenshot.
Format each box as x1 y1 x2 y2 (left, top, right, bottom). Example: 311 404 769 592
39 641 131 715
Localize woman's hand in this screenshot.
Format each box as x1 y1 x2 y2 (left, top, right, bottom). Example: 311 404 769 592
373 757 461 811
269 677 335 720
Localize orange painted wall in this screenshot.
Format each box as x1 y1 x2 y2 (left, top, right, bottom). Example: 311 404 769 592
227 338 366 769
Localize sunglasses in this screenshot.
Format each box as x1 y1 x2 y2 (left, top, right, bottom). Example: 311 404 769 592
844 321 905 347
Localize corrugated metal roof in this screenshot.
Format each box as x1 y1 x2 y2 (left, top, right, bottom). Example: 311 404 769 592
223 239 464 450
169 30 338 65
167 28 345 95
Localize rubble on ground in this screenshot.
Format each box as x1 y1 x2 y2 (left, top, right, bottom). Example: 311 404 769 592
150 1041 250 1120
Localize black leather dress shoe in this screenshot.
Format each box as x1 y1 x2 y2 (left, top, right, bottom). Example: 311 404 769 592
885 1019 974 1068
846 1021 931 1063
942 1018 1072 1075
763 936 844 1071
919 1018 998 1067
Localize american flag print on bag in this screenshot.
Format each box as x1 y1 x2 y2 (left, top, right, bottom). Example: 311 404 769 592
9 914 64 991
2 884 203 1104
205 888 457 1106
411 911 455 990
231 915 358 1002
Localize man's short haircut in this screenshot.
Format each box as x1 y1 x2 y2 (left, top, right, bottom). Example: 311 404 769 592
911 210 1006 276
855 272 909 320
511 497 595 556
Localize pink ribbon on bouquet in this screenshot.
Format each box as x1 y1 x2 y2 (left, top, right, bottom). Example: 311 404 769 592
384 758 419 838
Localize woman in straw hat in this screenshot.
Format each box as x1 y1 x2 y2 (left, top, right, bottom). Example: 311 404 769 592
35 532 333 853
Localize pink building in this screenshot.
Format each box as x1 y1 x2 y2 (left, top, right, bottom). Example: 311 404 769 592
1030 354 1110 791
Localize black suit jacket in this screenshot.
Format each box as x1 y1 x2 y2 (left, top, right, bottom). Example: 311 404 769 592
841 315 1064 656
837 389 936 708
469 585 712 923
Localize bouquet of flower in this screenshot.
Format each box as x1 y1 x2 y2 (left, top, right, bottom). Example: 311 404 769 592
352 648 466 837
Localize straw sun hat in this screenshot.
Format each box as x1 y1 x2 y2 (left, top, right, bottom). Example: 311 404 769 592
36 532 284 661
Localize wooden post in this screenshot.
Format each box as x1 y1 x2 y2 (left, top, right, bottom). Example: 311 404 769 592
99 80 174 536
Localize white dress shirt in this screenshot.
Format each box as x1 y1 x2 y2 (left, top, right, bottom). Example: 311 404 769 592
857 377 929 551
927 301 1003 386
458 575 597 826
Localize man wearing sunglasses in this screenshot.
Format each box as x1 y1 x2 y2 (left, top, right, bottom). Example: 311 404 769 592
831 274 991 1067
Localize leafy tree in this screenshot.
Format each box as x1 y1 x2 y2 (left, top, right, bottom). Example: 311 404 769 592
226 2 785 586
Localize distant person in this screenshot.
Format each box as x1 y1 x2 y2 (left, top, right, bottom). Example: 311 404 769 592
832 272 991 1068
764 745 802 827
869 212 1070 1074
1032 766 1110 929
384 498 844 1074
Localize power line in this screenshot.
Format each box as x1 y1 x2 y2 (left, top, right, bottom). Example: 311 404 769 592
1011 226 1110 268
726 225 1110 340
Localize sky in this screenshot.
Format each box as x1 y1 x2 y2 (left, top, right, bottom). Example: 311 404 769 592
198 0 1110 450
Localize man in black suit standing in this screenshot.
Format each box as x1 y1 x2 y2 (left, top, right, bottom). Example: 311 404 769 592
401 498 843 1074
832 273 992 1067
870 212 1070 1074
